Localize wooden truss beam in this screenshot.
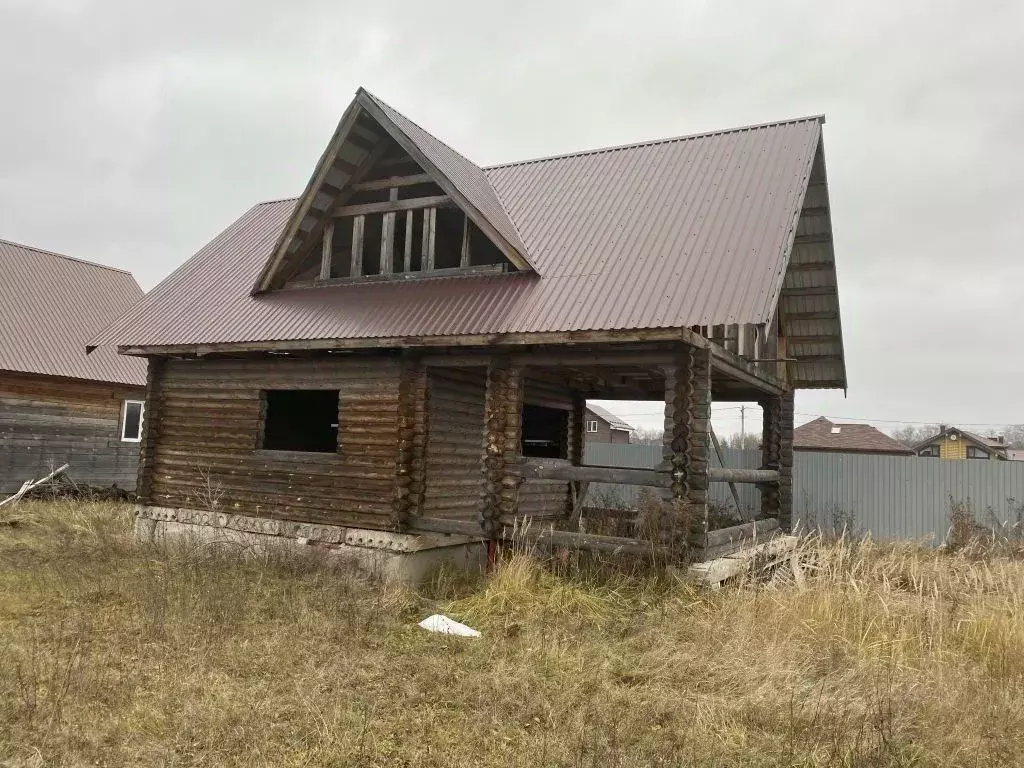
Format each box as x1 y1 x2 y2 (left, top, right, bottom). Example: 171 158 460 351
334 194 450 218
352 173 433 192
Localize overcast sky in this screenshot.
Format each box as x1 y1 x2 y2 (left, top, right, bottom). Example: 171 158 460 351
2 0 1022 436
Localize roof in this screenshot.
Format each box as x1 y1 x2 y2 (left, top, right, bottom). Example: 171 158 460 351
913 426 1008 454
794 417 913 455
0 238 146 386
586 404 634 432
91 90 834 380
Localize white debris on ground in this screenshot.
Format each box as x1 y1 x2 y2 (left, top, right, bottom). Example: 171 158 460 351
418 614 481 638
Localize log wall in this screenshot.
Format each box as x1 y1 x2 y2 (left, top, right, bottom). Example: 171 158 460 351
0 371 144 493
422 368 487 520
145 356 405 529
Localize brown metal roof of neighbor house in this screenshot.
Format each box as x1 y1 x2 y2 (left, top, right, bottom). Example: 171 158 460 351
794 417 913 455
91 90 831 365
1 238 147 386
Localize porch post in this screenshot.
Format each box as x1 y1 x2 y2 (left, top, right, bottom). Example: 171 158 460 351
759 389 795 530
478 358 524 537
568 391 586 466
663 344 712 552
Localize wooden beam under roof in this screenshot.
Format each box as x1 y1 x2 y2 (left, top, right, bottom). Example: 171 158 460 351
353 173 433 192
334 195 450 218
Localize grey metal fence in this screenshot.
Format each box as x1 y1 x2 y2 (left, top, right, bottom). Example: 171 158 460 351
583 444 1024 543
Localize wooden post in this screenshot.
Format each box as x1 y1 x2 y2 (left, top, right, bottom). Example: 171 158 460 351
759 389 794 530
663 344 712 553
380 212 396 275
320 221 334 281
351 215 365 277
460 213 471 268
478 358 523 537
422 208 436 271
403 210 414 272
136 357 165 504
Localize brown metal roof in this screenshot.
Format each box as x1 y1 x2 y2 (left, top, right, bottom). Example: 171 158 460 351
794 417 913 455
0 238 146 386
586 404 634 431
91 100 828 361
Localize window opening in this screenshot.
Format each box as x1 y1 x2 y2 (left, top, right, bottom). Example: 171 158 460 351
121 400 145 442
261 390 340 453
521 404 569 459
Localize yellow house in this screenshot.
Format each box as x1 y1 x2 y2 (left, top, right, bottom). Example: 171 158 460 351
913 426 1008 460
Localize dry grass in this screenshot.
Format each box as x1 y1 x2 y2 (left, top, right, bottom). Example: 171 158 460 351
1 502 1024 766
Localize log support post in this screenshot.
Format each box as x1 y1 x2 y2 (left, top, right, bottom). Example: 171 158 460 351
759 389 795 531
568 391 586 467
478 359 524 537
137 357 165 504
393 353 427 530
663 344 712 552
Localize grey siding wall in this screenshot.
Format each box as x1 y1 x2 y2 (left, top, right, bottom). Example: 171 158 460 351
584 444 1024 543
0 371 143 493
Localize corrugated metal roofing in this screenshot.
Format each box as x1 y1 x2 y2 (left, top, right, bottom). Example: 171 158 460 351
0 239 147 385
90 101 825 355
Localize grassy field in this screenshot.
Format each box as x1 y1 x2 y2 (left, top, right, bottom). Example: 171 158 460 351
1 502 1023 766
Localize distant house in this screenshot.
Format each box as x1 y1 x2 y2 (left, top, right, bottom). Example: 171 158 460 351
794 417 913 456
0 239 147 492
913 425 1008 460
584 405 634 445
1008 449 1024 462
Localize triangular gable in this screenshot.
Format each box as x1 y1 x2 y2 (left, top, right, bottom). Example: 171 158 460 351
253 88 535 293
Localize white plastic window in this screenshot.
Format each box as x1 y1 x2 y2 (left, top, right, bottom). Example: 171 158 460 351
587 420 599 433
121 400 145 442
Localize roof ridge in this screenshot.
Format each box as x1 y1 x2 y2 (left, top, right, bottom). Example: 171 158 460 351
484 114 825 170
359 88 535 269
360 88 488 176
0 236 133 275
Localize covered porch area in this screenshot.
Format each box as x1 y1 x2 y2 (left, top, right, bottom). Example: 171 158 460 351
407 335 795 563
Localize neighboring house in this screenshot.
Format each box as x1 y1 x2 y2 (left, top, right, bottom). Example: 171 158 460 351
794 417 913 456
913 425 1009 460
584 405 634 445
90 88 847 568
0 239 147 493
1008 449 1024 462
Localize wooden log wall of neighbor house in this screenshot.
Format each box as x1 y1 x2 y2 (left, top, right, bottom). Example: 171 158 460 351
0 372 144 493
421 368 488 520
146 356 406 530
513 375 574 523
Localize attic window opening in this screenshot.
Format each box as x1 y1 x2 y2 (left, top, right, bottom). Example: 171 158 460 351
967 446 989 460
830 426 841 434
522 405 569 459
261 390 340 453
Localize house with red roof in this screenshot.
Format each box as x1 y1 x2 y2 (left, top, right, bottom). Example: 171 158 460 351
794 417 913 456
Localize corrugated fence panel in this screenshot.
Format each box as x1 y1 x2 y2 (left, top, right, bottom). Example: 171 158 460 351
583 445 1024 542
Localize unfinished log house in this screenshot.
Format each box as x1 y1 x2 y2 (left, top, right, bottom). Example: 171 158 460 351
90 88 846 571
1 239 147 493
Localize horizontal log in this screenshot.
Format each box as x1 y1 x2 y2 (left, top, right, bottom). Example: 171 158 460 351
408 517 486 536
704 517 780 549
519 457 671 487
512 525 665 557
707 468 779 484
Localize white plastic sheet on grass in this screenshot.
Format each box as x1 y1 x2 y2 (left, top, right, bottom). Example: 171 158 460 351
418 614 481 638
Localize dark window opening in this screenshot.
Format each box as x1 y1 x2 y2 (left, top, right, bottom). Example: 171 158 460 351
262 390 339 453
521 404 569 458
919 444 940 457
967 446 989 460
468 220 506 266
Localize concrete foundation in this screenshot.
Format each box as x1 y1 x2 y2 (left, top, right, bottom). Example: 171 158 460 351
135 506 487 585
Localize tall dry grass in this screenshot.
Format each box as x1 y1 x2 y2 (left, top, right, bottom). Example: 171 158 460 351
1 501 1023 766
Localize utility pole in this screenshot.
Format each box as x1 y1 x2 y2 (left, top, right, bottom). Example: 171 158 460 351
740 405 746 448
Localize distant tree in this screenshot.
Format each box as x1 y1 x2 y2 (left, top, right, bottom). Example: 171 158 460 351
719 432 761 451
1001 425 1024 449
890 424 940 448
631 427 663 446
